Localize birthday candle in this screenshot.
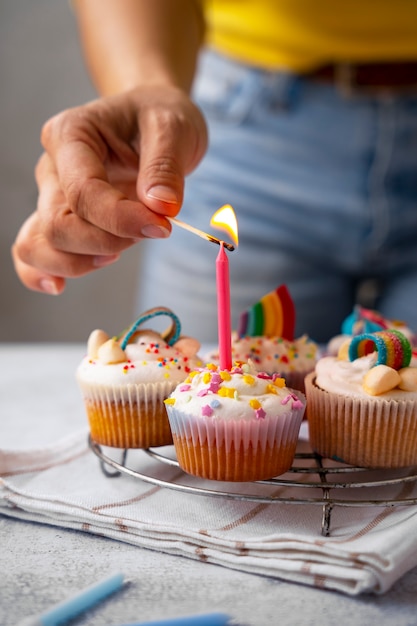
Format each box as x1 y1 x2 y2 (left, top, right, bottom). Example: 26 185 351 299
18 573 125 626
216 243 232 370
120 612 232 625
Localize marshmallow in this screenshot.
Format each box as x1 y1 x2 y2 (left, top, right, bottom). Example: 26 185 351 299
362 364 401 396
87 329 110 359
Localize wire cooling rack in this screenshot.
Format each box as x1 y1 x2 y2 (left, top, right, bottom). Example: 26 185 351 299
89 436 417 537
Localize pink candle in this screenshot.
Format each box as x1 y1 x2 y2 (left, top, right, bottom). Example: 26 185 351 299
216 242 232 370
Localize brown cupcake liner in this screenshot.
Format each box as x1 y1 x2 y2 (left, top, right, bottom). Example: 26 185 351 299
282 370 312 394
305 372 417 468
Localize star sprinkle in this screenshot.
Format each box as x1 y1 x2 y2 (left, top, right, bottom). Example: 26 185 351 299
208 380 221 393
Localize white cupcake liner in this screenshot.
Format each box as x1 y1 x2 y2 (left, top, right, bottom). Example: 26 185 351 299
166 405 305 481
78 380 177 448
305 372 417 468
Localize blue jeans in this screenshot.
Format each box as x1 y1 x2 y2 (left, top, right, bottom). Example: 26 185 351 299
138 50 417 344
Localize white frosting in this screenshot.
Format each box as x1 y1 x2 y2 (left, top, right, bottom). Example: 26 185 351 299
166 362 306 422
326 334 351 357
207 333 317 374
76 331 202 391
315 354 417 400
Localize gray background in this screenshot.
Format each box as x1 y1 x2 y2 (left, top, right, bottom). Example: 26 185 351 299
1 1 378 344
1 0 142 342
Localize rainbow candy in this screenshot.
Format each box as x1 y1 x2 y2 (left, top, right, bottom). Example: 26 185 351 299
340 305 411 336
348 330 412 370
341 306 387 335
118 307 181 349
237 284 295 340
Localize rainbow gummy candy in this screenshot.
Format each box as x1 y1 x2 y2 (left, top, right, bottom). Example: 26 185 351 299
237 284 295 340
348 330 412 370
118 307 181 349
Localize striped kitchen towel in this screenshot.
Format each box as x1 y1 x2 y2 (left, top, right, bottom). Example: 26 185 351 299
2 428 417 596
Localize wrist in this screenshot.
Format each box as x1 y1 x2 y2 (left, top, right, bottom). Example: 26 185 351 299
101 60 195 96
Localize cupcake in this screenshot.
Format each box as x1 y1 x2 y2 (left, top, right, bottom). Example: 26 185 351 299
76 307 202 449
207 285 318 392
164 361 306 481
305 329 417 468
209 333 318 393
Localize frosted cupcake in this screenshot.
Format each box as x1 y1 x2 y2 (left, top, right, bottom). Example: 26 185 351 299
209 333 318 393
306 329 417 468
165 361 306 481
76 307 202 449
207 286 318 392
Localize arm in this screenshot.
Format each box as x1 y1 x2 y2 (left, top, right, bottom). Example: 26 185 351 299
12 0 208 294
73 0 205 94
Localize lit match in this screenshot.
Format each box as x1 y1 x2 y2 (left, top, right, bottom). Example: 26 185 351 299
168 217 235 252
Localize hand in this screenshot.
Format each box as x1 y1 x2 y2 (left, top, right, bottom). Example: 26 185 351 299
11 85 208 294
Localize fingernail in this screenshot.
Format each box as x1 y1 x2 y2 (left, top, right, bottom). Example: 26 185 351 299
141 224 171 239
93 254 120 267
147 185 179 204
39 278 59 295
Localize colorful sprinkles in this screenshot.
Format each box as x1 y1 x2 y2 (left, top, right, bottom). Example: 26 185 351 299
164 362 303 419
212 334 316 374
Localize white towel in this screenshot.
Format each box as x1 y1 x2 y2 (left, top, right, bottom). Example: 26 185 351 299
2 425 417 596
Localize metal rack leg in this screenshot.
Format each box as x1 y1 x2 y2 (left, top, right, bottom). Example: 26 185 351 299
99 447 128 478
314 452 334 536
321 499 333 537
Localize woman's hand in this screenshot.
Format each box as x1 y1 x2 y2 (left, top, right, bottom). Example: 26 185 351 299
11 85 208 294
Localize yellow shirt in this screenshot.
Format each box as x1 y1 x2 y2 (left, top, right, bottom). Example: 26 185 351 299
203 0 417 72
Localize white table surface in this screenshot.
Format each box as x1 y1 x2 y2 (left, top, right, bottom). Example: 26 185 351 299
1 343 417 626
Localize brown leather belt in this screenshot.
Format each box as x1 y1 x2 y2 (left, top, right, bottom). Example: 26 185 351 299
307 61 417 95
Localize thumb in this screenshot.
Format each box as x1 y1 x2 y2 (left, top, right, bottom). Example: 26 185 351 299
136 98 208 216
141 152 184 215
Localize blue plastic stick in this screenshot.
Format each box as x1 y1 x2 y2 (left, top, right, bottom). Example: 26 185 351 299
19 572 125 626
119 613 232 626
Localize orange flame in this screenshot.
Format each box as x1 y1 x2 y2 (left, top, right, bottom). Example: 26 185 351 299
210 205 239 247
